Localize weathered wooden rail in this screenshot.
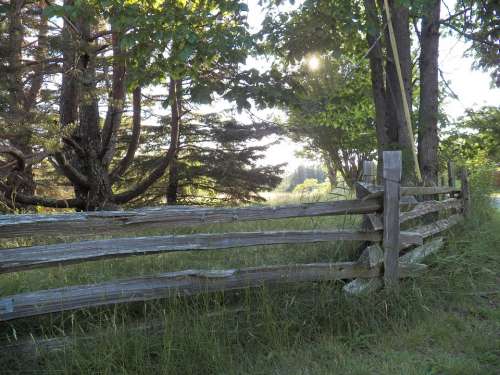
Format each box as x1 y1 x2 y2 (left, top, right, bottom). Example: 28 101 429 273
0 199 381 239
0 151 468 322
0 229 425 274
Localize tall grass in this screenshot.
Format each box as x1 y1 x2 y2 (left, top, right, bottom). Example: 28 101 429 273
0 191 498 374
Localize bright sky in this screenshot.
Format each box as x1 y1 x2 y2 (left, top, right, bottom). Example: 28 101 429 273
243 0 500 172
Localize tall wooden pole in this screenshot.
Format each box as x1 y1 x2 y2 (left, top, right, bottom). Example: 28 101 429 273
383 151 402 288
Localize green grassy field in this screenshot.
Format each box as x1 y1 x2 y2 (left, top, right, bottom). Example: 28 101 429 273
0 193 498 374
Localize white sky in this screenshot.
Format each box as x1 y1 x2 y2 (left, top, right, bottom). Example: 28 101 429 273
242 0 500 171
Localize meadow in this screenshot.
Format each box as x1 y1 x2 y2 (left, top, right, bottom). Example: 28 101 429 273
0 191 498 374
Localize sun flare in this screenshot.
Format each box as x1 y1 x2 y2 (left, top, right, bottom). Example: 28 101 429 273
307 55 320 71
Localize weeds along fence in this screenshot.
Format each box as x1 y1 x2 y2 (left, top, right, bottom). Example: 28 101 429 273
0 151 468 321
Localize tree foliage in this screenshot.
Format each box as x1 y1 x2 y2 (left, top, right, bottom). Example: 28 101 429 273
445 0 500 87
0 0 282 211
441 106 500 164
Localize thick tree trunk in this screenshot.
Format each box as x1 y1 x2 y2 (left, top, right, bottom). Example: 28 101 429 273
60 0 79 129
166 78 182 205
166 158 179 205
58 0 87 204
384 0 417 185
76 24 114 210
364 0 389 183
5 0 35 199
418 0 441 186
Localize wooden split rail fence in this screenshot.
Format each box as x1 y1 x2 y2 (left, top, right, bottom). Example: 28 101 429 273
0 151 469 321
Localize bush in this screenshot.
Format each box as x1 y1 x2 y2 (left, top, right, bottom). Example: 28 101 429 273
465 152 496 223
292 178 331 195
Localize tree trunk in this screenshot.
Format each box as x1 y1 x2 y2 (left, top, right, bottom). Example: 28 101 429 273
323 152 337 188
60 0 79 129
166 158 179 205
384 0 417 185
364 0 389 183
101 28 127 168
5 0 35 199
76 23 114 210
418 0 440 187
166 78 182 205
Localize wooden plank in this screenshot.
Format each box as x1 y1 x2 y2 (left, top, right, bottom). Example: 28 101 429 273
0 199 382 239
358 161 377 231
362 160 376 185
399 199 462 224
360 199 461 231
401 186 461 196
0 261 427 321
382 151 402 288
409 214 463 241
367 213 383 231
355 182 382 199
460 169 471 218
343 278 383 295
344 237 444 295
400 237 444 263
361 186 461 200
359 200 462 230
0 229 389 274
0 229 422 274
356 244 384 268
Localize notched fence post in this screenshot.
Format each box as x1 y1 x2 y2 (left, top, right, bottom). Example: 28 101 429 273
382 151 402 289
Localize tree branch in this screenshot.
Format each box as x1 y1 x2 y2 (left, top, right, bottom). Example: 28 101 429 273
100 29 127 167
24 8 49 113
0 146 26 171
112 79 181 204
441 21 499 48
0 181 84 209
53 152 90 188
110 86 142 182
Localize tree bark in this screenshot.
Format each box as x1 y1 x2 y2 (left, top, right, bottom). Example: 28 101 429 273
101 28 127 168
383 0 417 185
60 0 79 129
166 78 182 205
110 86 142 182
76 22 114 210
418 0 441 186
5 0 36 200
323 152 337 187
364 0 389 183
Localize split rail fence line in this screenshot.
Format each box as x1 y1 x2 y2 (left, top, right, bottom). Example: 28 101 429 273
0 151 468 321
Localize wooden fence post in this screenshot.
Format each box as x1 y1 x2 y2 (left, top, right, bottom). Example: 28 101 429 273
447 161 455 188
460 168 471 218
382 151 402 288
359 160 377 231
362 160 376 185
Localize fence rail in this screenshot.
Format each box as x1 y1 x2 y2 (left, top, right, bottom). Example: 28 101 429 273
0 262 430 321
0 199 381 239
0 151 468 322
0 229 423 274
